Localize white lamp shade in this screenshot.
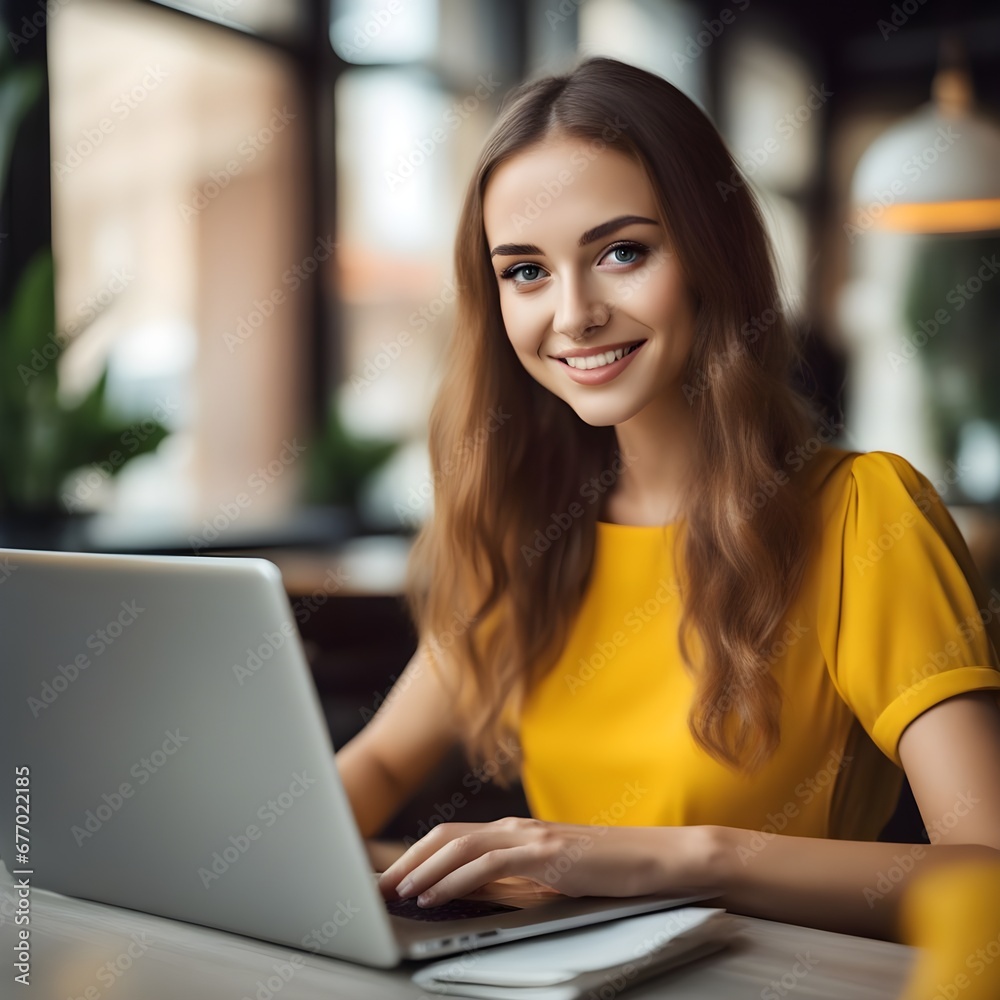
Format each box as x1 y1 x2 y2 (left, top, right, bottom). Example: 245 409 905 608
852 103 1000 207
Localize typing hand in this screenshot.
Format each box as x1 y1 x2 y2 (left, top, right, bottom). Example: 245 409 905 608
376 816 704 908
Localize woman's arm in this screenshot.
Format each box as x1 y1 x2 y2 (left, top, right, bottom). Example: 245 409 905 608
707 690 1000 939
377 691 1000 941
336 642 461 840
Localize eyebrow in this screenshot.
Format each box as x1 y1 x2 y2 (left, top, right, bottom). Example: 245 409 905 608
489 215 660 259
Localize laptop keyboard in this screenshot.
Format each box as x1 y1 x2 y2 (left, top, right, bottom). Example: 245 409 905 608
386 896 521 922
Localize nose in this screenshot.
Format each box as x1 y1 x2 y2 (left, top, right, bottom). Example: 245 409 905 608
552 273 610 340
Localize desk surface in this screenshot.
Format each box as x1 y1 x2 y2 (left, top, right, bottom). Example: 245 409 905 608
0 861 915 999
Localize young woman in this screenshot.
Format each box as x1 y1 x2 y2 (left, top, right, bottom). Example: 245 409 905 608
335 55 1000 940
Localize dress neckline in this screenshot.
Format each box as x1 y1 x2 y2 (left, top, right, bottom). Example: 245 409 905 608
596 518 680 529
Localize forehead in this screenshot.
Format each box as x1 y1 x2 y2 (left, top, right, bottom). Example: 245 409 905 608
482 137 659 244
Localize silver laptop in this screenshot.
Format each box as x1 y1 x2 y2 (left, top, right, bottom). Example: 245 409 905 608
0 547 715 968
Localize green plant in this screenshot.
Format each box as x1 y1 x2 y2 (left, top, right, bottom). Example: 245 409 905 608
304 396 399 511
0 38 168 517
0 249 170 515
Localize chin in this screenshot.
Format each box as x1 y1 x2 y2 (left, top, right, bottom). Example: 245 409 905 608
528 368 644 427
563 401 640 428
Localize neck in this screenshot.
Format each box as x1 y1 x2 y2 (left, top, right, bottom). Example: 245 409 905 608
603 390 697 526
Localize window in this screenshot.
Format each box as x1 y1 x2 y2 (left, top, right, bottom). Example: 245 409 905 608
48 0 313 543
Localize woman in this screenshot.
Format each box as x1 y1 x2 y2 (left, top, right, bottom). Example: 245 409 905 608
336 55 1000 940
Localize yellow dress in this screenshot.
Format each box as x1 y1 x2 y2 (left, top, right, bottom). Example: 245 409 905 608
518 447 1000 839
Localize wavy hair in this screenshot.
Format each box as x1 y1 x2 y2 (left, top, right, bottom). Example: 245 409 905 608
403 55 822 784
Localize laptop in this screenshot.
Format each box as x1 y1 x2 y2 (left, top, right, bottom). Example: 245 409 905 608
0 547 716 968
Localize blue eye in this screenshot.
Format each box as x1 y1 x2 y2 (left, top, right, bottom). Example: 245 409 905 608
499 262 546 284
601 241 648 266
497 241 650 285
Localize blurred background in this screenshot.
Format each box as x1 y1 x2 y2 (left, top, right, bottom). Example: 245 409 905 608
2 0 1000 838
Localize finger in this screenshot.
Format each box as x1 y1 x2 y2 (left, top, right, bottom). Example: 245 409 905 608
378 823 481 898
385 827 528 901
410 845 536 907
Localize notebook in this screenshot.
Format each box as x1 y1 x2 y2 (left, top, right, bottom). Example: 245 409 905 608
0 547 721 968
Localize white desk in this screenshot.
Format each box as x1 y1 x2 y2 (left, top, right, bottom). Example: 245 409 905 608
0 861 916 999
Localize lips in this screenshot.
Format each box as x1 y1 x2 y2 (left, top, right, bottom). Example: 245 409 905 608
558 341 644 369
556 339 646 385
554 339 646 363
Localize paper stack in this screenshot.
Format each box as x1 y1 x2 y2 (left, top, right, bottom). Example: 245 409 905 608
411 906 735 1000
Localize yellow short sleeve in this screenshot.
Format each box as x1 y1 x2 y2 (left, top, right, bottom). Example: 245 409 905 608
828 451 1000 765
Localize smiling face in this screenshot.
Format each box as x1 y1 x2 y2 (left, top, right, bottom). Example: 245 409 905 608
482 134 698 429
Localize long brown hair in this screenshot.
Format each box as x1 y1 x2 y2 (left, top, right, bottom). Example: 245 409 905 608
403 55 822 783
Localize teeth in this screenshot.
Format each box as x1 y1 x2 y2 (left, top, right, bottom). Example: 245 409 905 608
565 344 637 369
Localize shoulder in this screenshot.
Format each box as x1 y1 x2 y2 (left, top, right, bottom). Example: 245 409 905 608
799 447 970 584
803 447 987 613
806 446 937 524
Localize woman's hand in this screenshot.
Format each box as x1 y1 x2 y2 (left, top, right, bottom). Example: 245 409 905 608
376 816 715 907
